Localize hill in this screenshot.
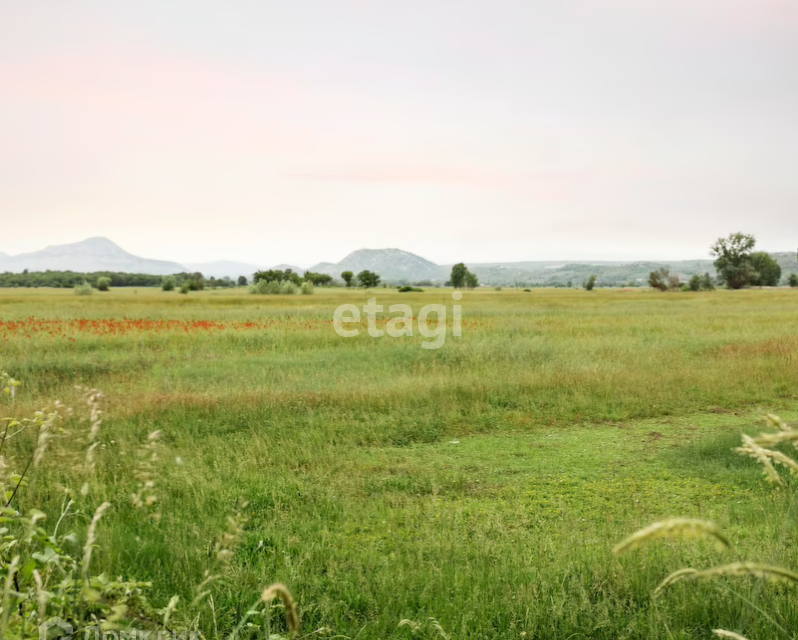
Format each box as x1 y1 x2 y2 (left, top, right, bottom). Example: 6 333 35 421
310 249 445 282
0 237 186 275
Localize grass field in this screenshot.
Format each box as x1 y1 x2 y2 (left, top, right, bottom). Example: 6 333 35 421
2 286 798 639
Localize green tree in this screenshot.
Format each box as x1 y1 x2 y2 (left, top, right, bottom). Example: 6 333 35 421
450 263 468 289
749 251 782 287
700 273 715 291
584 274 597 291
451 263 478 289
253 269 286 283
96 276 111 292
237 275 248 286
162 276 176 292
788 273 798 287
341 271 354 288
187 272 205 291
710 232 756 289
357 270 380 288
688 274 701 292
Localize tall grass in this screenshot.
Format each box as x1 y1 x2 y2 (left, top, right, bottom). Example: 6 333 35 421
1 287 797 638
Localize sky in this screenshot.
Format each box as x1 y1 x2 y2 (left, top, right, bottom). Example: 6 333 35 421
1 0 797 267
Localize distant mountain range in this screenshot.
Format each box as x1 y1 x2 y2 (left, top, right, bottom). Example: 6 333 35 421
1 237 796 286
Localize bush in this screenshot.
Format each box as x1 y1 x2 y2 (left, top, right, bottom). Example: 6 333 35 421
700 272 715 291
179 283 190 294
96 276 111 291
250 279 276 294
397 286 423 292
584 275 597 291
74 282 94 296
494 286 503 291
300 281 314 295
250 279 298 295
523 288 531 292
789 273 798 287
688 274 701 292
162 276 176 291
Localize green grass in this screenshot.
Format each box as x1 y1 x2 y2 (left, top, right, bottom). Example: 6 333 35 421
2 287 798 639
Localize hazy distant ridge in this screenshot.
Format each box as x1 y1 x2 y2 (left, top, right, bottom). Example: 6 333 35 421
2 238 796 286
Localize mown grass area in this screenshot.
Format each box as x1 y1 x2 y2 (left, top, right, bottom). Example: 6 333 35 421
2 286 798 639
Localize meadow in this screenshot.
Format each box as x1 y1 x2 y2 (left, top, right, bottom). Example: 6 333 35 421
1 286 798 639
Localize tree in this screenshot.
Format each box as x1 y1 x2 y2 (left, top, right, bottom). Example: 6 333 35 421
749 251 782 287
237 275 248 286
788 273 798 288
341 271 354 288
584 274 597 291
187 272 205 291
357 270 380 288
161 276 176 292
304 271 333 286
96 276 111 292
451 263 478 289
700 273 715 291
710 232 756 289
253 269 286 284
648 268 669 292
667 272 682 291
688 274 701 292
450 263 469 288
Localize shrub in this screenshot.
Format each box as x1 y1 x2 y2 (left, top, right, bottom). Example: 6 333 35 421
397 286 423 292
523 288 531 292
179 282 190 294
250 280 298 295
494 286 503 291
74 282 94 296
96 276 111 291
251 279 277 294
584 275 597 291
688 274 701 291
162 276 176 291
300 281 314 295
789 273 798 287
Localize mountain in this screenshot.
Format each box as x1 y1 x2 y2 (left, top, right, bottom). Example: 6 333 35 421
2 236 794 286
310 248 445 282
0 237 186 275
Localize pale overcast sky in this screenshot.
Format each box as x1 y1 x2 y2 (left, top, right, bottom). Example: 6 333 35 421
1 1 797 266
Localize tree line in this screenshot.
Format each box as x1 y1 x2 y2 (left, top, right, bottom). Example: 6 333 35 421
647 232 796 292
